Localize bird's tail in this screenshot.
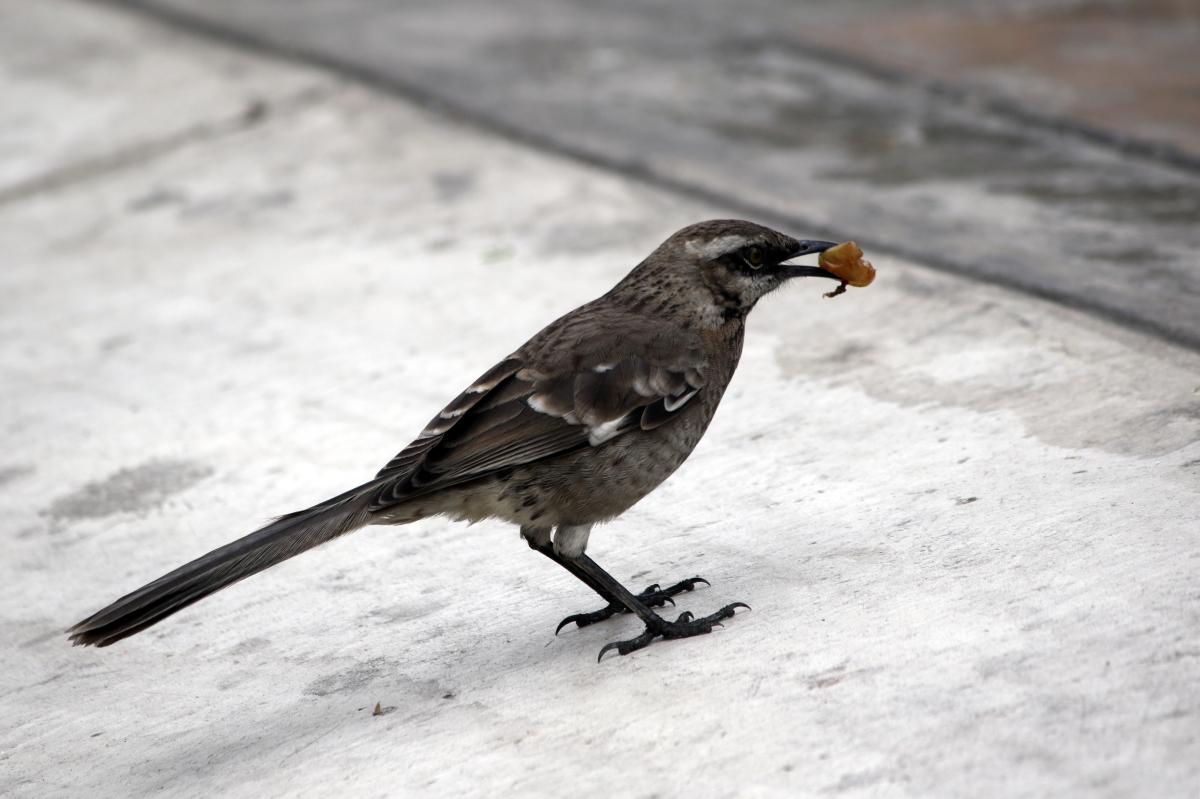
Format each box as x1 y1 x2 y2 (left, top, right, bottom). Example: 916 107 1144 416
68 481 381 647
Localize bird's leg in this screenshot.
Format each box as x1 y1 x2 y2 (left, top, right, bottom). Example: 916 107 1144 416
523 525 622 608
529 541 619 605
524 530 708 632
563 554 749 661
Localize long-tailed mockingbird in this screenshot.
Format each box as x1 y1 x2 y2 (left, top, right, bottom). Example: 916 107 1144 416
69 220 851 660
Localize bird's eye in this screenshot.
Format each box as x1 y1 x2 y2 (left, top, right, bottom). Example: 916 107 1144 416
745 247 764 269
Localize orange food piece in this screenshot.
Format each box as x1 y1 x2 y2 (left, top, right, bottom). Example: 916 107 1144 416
818 241 875 288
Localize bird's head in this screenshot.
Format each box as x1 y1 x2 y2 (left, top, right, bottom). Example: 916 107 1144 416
615 220 841 323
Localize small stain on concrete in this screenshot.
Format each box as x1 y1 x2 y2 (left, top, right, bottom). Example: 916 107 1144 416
257 190 294 209
127 187 186 213
98 334 132 353
0 464 35 488
481 245 514 263
824 768 889 793
16 525 42 540
227 636 271 656
366 601 440 626
306 658 448 703
240 98 269 125
20 628 65 649
820 341 871 364
431 170 476 202
45 459 214 522
305 657 395 697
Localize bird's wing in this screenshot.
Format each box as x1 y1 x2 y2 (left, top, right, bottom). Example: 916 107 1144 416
368 310 707 512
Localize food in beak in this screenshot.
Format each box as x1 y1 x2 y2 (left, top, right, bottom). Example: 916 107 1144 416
817 241 875 299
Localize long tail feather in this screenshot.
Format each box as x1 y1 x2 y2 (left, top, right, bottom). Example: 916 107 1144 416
68 483 378 647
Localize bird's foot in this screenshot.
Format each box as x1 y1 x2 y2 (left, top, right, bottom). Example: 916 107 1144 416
554 577 709 634
597 602 750 662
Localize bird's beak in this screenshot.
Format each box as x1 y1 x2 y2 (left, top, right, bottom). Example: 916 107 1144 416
779 240 842 280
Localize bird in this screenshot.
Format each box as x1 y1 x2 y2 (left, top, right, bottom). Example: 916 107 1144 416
68 219 848 660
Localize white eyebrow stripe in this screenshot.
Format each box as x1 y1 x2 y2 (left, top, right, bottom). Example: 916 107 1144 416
686 234 752 260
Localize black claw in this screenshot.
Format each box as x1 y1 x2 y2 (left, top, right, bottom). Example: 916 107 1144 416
597 628 656 662
555 603 622 635
657 577 709 595
556 575 714 634
596 598 751 662
645 577 708 602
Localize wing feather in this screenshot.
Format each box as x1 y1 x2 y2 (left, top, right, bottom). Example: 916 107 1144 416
369 310 708 513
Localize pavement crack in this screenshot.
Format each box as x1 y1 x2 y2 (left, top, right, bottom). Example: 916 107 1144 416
0 86 325 208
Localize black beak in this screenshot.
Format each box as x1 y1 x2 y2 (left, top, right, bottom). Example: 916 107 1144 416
779 240 841 280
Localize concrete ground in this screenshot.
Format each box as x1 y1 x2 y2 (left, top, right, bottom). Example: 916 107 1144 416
2 1 1198 797
117 0 1200 350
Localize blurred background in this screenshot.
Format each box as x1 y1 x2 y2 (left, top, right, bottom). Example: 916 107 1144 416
8 0 1200 345
3 1 1199 797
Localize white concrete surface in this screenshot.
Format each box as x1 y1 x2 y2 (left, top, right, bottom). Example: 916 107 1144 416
2 2 1198 797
